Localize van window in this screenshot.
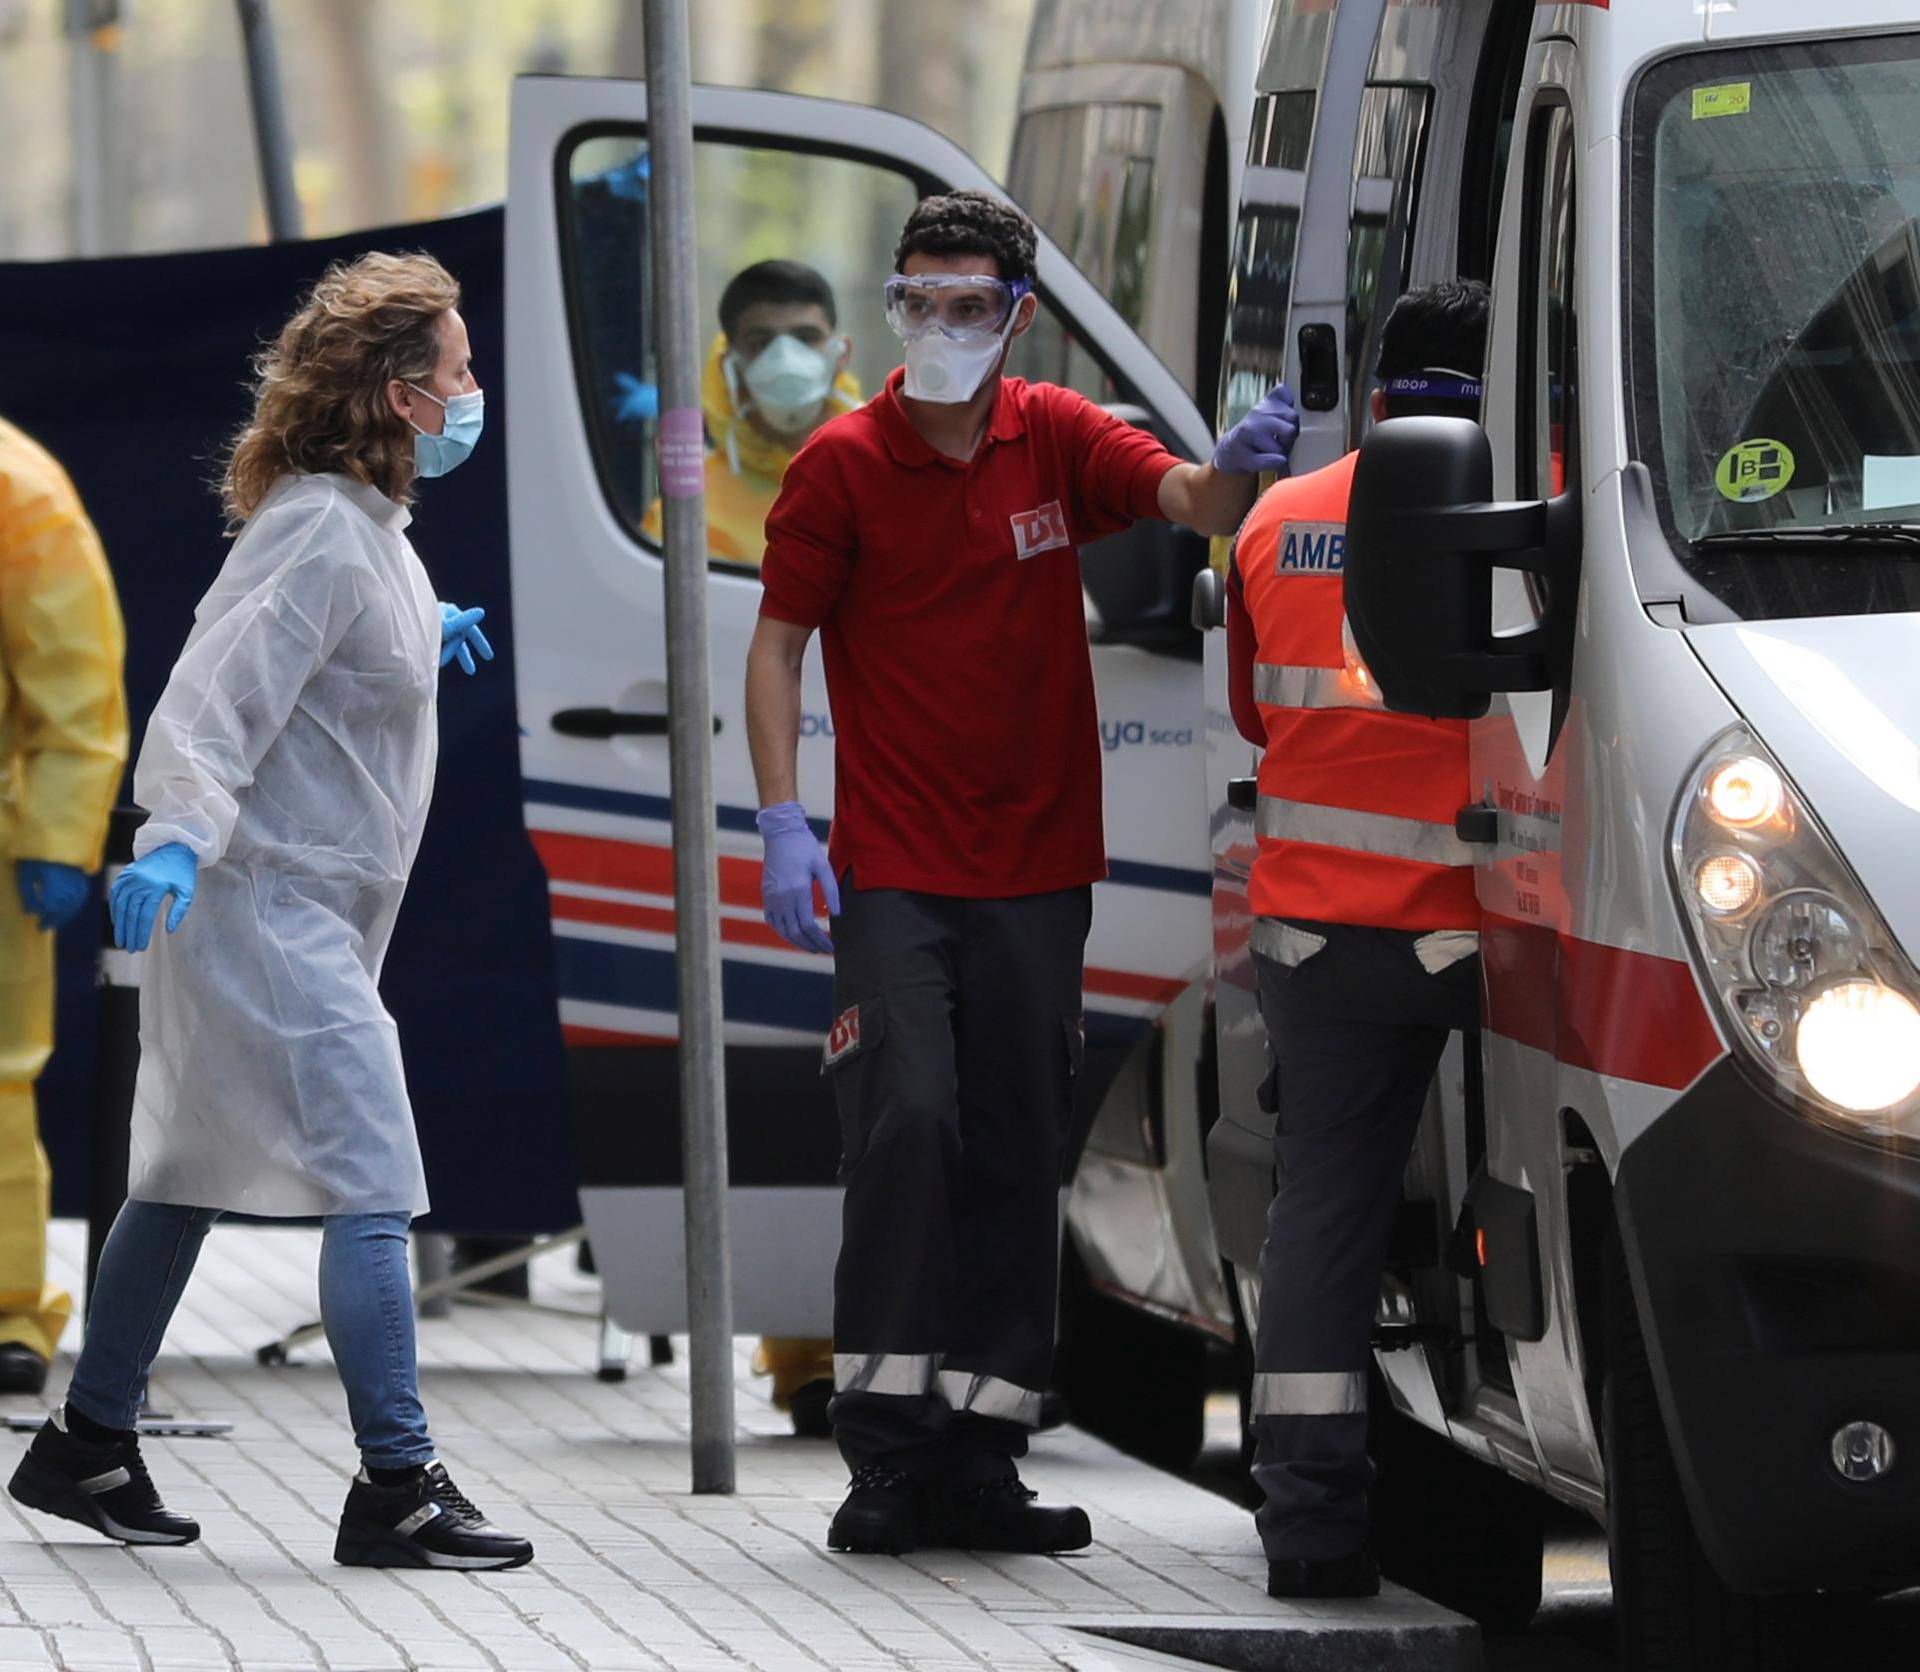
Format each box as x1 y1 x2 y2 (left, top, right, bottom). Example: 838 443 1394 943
558 134 919 574
1524 102 1576 502
1346 84 1432 446
1458 1 1533 282
1217 91 1313 430
1010 104 1159 329
1630 34 1920 620
1009 103 1160 399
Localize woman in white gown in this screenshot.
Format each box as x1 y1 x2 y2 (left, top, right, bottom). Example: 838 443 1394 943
5 252 531 1571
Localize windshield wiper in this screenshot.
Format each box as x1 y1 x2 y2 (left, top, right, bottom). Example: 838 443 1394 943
1694 523 1920 550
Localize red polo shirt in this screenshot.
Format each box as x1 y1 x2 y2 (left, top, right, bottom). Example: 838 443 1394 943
760 368 1180 898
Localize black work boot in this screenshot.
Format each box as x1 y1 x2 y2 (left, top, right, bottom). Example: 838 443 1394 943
333 1462 533 1570
1267 1548 1382 1599
933 1465 1093 1554
827 1463 926 1554
0 1343 48 1396
7 1409 198 1545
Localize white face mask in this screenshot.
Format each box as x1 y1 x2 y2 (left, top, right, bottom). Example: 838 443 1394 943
901 305 1022 404
734 333 841 434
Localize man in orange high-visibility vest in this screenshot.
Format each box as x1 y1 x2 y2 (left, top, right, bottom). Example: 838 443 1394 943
1225 280 1490 1600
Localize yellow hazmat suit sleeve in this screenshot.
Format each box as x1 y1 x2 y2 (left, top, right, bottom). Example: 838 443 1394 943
0 419 128 870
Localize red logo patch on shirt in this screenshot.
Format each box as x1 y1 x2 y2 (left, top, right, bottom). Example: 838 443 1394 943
824 1005 861 1068
1010 500 1070 560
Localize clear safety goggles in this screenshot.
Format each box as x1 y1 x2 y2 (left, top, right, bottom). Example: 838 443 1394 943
882 272 1032 342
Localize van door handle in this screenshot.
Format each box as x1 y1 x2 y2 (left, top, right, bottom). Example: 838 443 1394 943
1227 777 1258 812
551 707 722 738
1456 802 1498 844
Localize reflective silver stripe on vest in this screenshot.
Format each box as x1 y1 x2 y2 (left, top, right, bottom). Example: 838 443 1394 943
934 1370 1044 1427
1250 1370 1368 1417
1250 918 1327 968
1256 796 1476 868
1253 662 1377 713
834 1352 939 1397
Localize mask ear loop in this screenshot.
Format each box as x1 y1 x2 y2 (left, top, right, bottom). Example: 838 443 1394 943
720 349 750 476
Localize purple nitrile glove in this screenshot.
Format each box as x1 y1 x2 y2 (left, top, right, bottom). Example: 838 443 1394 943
756 801 839 955
1213 382 1300 476
108 841 198 952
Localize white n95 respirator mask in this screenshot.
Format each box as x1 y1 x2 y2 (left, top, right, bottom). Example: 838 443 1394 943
734 334 841 435
884 273 1032 404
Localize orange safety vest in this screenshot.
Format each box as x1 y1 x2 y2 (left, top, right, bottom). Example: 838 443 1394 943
1233 452 1478 932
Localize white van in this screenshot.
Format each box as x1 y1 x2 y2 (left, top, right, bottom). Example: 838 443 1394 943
504 83 1224 1388
1199 0 1920 1659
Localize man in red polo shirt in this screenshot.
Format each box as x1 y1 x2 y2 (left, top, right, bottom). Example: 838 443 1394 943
746 188 1297 1555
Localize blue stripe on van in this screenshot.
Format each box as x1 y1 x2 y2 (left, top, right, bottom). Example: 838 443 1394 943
525 777 1210 897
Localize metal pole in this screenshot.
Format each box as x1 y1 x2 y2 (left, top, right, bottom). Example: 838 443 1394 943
640 0 735 1494
235 0 304 242
64 0 111 256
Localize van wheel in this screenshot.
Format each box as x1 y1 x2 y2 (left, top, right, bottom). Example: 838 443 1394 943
1056 1244 1207 1470
1603 1225 1786 1670
1369 1392 1546 1631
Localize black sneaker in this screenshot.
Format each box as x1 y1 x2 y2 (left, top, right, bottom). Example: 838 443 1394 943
333 1462 533 1570
7 1410 198 1545
1267 1548 1382 1599
933 1474 1093 1554
827 1463 925 1554
0 1343 48 1397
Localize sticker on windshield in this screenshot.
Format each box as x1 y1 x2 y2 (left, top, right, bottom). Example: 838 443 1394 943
1692 83 1752 121
1716 439 1795 504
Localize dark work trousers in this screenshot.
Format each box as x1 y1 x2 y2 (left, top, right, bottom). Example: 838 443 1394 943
825 871 1091 1484
1250 919 1479 1562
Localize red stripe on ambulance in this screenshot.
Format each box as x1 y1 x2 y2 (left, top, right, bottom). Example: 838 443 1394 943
1481 914 1722 1091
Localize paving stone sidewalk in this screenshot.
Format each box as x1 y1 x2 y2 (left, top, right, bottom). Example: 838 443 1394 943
0 1222 1472 1672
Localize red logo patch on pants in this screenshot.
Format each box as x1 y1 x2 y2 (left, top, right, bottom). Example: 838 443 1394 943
824 1004 861 1068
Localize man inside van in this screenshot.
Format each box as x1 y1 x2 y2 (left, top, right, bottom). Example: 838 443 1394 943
640 259 862 568
745 188 1299 1555
1224 278 1490 1599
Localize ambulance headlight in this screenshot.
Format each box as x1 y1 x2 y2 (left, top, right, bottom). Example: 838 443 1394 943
1673 728 1920 1138
1797 982 1920 1113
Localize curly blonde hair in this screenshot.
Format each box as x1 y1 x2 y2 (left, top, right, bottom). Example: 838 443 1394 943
220 251 462 523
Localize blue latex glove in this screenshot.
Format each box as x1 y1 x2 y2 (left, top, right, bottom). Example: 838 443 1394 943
756 802 839 955
16 860 89 932
1213 383 1300 476
108 843 197 952
439 602 495 676
612 373 659 424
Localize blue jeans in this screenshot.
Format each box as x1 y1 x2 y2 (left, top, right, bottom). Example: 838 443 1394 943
65 1201 434 1470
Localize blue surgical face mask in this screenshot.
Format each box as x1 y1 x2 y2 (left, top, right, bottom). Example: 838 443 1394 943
406 382 484 478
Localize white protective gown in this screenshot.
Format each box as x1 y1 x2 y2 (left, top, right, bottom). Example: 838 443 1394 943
126 472 440 1217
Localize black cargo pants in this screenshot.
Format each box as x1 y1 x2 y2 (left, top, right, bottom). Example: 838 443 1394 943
825 871 1090 1483
1250 918 1479 1562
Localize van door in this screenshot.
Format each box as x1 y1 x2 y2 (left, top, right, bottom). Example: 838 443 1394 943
505 78 1215 1335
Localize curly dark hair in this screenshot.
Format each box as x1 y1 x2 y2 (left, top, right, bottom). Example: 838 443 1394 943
1376 279 1490 383
893 189 1038 283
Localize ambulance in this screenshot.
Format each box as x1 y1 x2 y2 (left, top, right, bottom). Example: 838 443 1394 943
1192 0 1920 1660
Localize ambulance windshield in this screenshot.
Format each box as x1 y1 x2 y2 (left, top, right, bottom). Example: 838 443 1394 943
1634 33 1920 611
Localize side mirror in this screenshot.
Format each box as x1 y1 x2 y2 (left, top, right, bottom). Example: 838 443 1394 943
1344 417 1554 719
1081 521 1208 659
1191 565 1225 631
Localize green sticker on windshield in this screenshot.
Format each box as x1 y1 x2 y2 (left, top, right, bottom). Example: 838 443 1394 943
1692 83 1752 120
1716 438 1795 503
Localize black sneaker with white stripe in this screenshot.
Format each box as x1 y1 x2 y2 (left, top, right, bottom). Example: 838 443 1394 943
333 1462 532 1570
7 1409 199 1546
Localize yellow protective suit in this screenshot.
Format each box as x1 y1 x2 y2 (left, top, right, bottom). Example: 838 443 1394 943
0 418 127 1362
640 334 861 569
